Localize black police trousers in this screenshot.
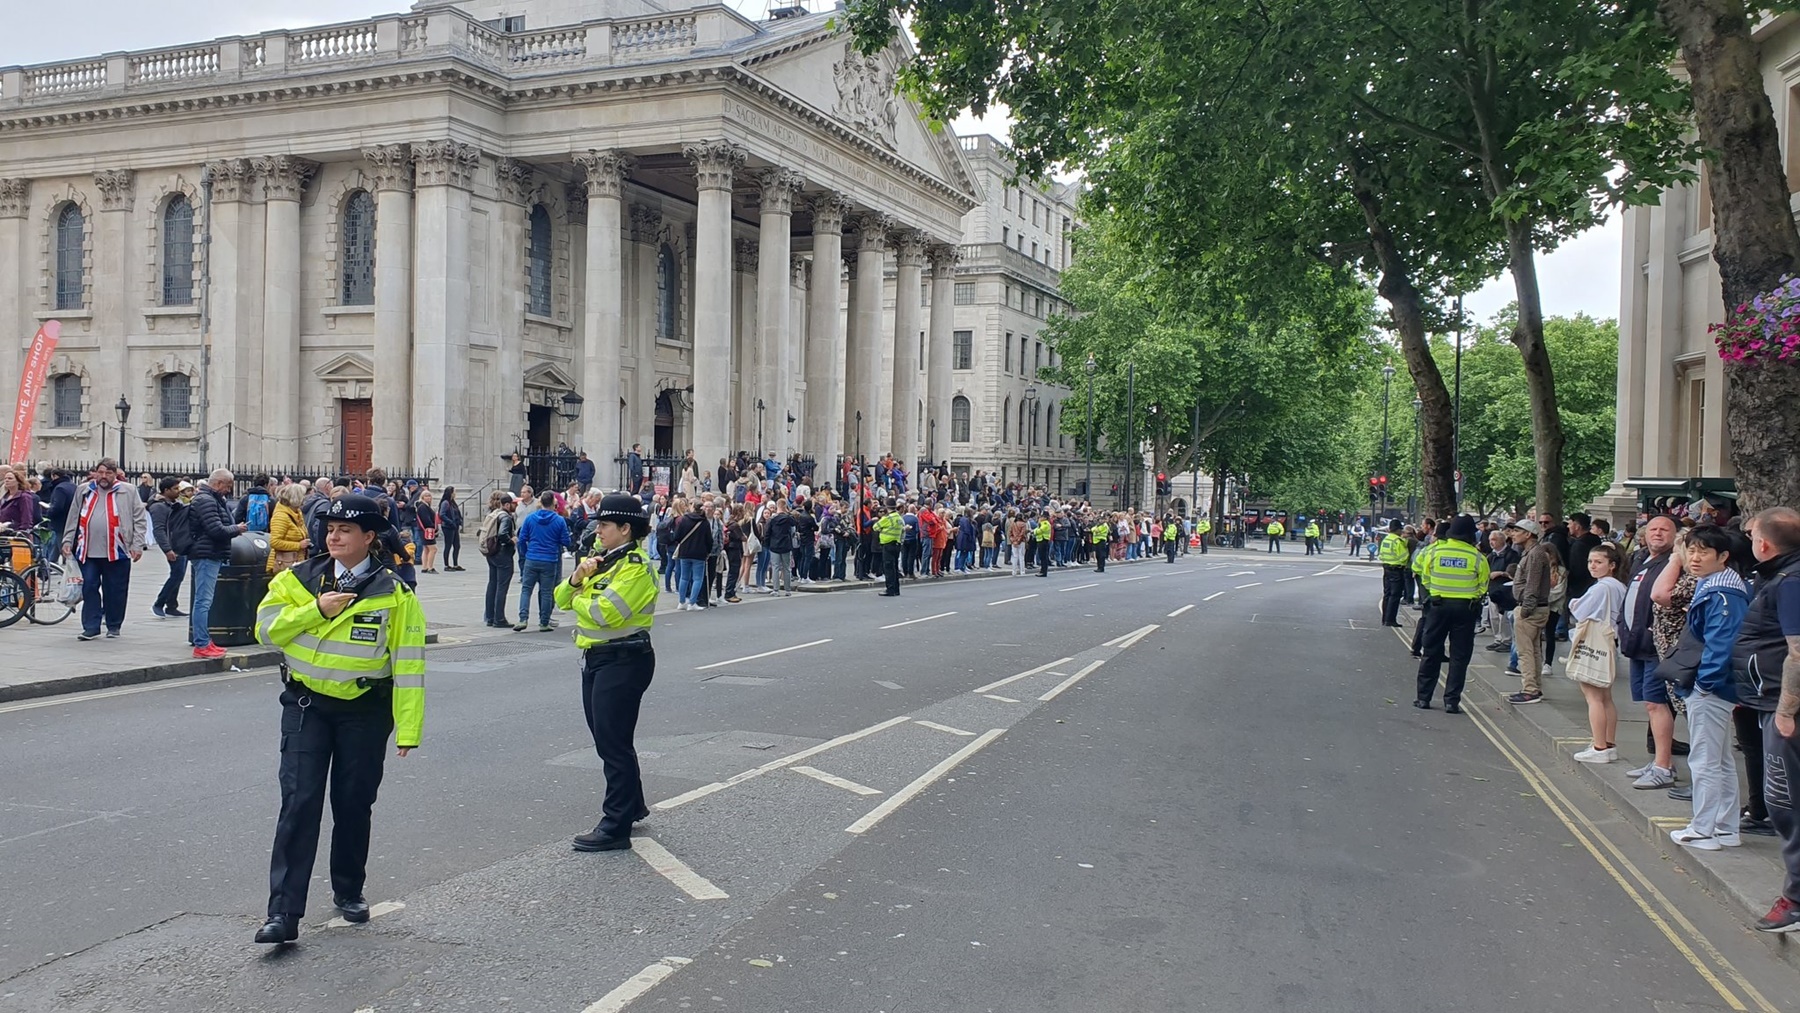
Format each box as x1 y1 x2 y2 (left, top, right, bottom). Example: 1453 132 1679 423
582 637 656 837
882 544 901 595
1381 566 1408 625
1416 597 1479 708
268 683 393 918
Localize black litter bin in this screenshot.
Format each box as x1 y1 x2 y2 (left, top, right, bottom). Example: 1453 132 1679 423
208 533 273 647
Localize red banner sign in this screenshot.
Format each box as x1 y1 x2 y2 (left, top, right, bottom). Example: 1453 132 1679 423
9 320 62 464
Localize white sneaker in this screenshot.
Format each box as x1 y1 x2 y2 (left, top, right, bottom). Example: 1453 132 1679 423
1625 761 1653 778
1541 664 1552 677
1572 746 1618 764
1715 833 1743 848
1671 827 1721 851
1631 765 1676 789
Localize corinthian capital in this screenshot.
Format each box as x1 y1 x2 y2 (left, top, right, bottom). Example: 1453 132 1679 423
847 212 891 255
204 159 252 203
574 149 636 201
413 140 482 189
93 169 135 212
756 168 805 216
495 158 535 204
0 179 30 219
630 203 662 244
682 140 747 192
929 243 961 278
806 192 853 235
895 231 929 268
361 144 414 192
253 155 318 202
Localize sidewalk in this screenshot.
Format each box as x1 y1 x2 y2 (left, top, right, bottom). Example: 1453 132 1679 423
1396 606 1799 967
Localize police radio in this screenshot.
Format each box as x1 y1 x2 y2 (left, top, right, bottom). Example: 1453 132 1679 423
585 540 636 577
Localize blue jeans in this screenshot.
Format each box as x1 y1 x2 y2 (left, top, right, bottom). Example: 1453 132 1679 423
189 557 221 647
155 553 187 611
518 558 560 626
754 547 771 587
677 557 706 604
78 556 131 635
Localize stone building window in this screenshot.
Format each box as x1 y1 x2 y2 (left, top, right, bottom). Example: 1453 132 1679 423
54 204 85 310
951 396 971 442
51 373 82 427
340 191 375 306
1002 395 1011 443
1018 400 1029 445
158 373 192 429
953 330 972 370
161 196 195 305
657 243 680 341
1005 331 1013 372
527 204 553 316
954 282 975 305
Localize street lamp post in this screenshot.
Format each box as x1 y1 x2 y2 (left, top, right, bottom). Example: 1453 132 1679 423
114 396 130 473
756 398 765 459
1084 353 1096 502
1023 384 1038 490
1410 396 1422 519
928 418 936 468
854 409 863 466
1380 364 1395 518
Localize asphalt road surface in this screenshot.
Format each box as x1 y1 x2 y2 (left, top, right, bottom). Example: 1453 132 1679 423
2 552 1796 1012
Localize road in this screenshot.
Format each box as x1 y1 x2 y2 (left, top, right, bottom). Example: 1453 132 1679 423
1 551 1794 1011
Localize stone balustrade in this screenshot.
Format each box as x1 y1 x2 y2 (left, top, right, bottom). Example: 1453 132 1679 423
0 4 759 106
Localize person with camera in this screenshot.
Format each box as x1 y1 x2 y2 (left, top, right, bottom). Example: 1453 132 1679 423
556 493 659 853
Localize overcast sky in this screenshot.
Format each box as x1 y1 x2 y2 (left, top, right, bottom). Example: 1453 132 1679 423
9 0 1624 325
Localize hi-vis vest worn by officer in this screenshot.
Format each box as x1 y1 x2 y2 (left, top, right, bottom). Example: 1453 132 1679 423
1034 519 1052 542
1378 533 1410 566
875 512 903 545
1091 521 1110 544
1164 522 1179 541
1266 520 1285 537
1305 522 1321 539
256 556 427 747
1419 539 1489 599
554 543 657 650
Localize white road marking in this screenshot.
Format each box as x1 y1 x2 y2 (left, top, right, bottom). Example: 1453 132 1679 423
0 668 274 713
982 694 1020 703
322 900 405 929
915 719 976 737
1059 582 1100 592
695 638 832 671
1103 623 1161 648
1114 575 1154 583
879 611 957 630
1228 570 1256 576
987 593 1039 606
1235 582 1262 589
874 679 904 690
1167 604 1195 617
845 729 1006 834
581 957 694 1013
633 837 729 900
1038 659 1107 701
792 765 883 795
1203 591 1226 601
655 714 914 809
1167 569 1194 575
1277 575 1308 582
973 656 1074 693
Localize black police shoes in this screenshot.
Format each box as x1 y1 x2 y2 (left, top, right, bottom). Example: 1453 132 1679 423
254 914 300 944
1444 704 1463 715
334 896 371 923
1412 700 1433 710
573 827 632 852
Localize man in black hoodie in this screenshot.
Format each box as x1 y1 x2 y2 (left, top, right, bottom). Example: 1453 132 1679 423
42 467 76 563
188 469 248 658
1740 508 1800 932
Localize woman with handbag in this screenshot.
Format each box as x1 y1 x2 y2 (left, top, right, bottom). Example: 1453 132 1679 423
1567 543 1628 763
416 490 440 573
268 483 311 573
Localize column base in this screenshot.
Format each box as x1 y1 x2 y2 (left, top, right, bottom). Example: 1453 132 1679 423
1586 484 1640 527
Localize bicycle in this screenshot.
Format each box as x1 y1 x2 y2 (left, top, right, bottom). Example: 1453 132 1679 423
0 568 27 628
0 522 76 626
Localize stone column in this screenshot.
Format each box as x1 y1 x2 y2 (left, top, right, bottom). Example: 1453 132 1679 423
889 231 926 466
845 213 888 460
925 244 957 469
410 140 480 484
255 156 314 465
788 253 808 456
1640 189 1684 477
733 237 759 455
495 159 534 463
683 140 746 475
629 203 661 449
574 149 634 488
756 168 803 460
363 144 414 472
0 179 26 441
203 159 257 467
92 170 135 452
804 194 849 469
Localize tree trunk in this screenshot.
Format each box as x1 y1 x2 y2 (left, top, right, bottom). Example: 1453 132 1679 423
1503 223 1567 518
1352 182 1460 519
1658 0 1800 512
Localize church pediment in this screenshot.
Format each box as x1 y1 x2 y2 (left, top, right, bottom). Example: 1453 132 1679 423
523 360 578 391
316 352 375 382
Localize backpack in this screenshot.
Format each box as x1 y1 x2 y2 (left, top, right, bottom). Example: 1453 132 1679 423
477 509 505 557
166 500 195 557
243 490 271 532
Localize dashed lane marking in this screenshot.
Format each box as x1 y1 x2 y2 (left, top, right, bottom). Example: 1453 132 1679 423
580 957 693 1013
972 657 1073 694
694 638 832 671
879 611 957 630
845 729 1007 834
792 765 883 795
982 694 1020 703
1276 575 1308 582
1060 582 1100 592
1235 582 1262 589
1102 623 1161 648
1203 591 1226 602
1115 575 1154 583
321 900 405 930
1168 604 1195 617
632 837 728 901
1038 659 1107 702
915 719 976 737
987 593 1039 605
654 714 914 809
1227 571 1256 577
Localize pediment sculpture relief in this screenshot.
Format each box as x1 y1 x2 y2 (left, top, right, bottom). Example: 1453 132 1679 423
832 43 899 150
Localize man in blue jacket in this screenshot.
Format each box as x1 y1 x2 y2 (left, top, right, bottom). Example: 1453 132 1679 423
1671 524 1752 853
515 491 570 632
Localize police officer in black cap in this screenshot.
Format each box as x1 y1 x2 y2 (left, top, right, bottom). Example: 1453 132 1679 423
555 493 659 852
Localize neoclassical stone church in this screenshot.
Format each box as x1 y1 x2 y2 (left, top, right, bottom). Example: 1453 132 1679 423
0 0 981 490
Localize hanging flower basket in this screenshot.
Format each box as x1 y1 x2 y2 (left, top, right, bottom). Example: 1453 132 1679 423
1712 275 1800 365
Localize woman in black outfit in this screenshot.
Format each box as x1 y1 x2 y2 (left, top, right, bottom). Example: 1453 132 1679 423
723 504 749 603
791 502 818 584
439 487 465 570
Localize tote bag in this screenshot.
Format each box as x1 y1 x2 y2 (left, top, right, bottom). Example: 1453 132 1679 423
1565 618 1617 688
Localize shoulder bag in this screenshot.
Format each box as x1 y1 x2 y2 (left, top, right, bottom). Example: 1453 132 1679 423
1564 618 1617 688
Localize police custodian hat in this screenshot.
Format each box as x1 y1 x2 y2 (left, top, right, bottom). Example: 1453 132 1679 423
325 494 392 533
594 492 650 533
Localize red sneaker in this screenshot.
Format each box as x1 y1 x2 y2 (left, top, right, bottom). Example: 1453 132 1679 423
192 644 227 660
1755 896 1800 933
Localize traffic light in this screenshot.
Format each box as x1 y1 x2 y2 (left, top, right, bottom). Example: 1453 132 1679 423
1155 472 1170 496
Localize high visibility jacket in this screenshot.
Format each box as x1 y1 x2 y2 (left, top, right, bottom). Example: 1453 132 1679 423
1197 519 1212 534
256 556 427 748
875 512 903 545
1412 540 1431 575
1091 522 1110 544
1304 523 1320 539
1266 521 1285 537
1034 520 1052 542
1377 533 1410 566
555 543 657 649
1418 539 1489 599
1163 523 1178 541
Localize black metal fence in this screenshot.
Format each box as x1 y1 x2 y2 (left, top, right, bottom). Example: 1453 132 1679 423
31 460 434 496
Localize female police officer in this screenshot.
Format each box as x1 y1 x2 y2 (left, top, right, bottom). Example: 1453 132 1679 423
252 494 427 944
555 492 658 852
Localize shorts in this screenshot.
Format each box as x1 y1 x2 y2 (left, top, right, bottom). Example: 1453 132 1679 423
1628 656 1670 705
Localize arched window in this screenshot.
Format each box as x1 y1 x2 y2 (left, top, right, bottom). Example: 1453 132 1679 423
657 243 679 341
54 204 84 310
1001 396 1011 443
161 196 195 305
340 191 375 306
1044 404 1054 447
51 373 82 427
951 396 971 443
1018 401 1030 445
158 373 192 428
527 204 553 316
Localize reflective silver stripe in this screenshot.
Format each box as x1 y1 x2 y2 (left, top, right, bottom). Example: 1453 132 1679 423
255 605 283 640
285 658 390 684
392 645 426 664
292 632 386 661
572 625 645 645
601 588 633 621
393 674 424 689
583 596 613 628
